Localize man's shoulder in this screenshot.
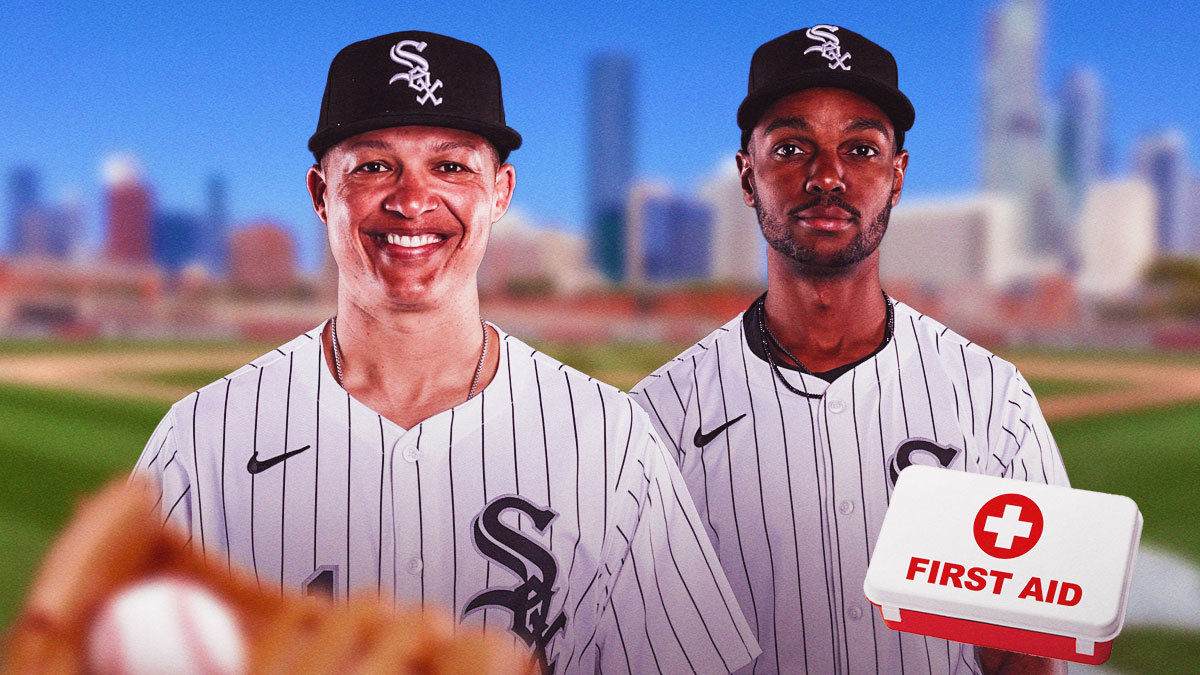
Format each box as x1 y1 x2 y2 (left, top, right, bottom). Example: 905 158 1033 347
631 313 744 398
167 324 325 413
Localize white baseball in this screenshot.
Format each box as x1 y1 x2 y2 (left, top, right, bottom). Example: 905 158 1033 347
87 576 247 675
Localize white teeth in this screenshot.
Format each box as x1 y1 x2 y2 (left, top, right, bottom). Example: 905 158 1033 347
383 233 441 247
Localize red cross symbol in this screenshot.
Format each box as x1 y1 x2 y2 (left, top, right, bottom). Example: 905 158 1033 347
972 493 1044 559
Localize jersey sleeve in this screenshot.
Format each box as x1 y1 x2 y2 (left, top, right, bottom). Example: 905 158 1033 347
987 368 1069 487
131 407 194 534
588 405 759 674
629 359 696 466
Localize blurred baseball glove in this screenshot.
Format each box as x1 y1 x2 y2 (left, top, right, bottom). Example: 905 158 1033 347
2 478 538 674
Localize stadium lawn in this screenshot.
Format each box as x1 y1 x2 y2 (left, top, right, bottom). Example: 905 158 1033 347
1022 376 1125 399
1107 627 1200 673
0 338 272 356
129 367 252 389
0 383 168 627
1051 399 1200 564
1 341 1198 672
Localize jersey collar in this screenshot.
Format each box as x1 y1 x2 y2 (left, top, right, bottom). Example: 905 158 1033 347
741 291 895 381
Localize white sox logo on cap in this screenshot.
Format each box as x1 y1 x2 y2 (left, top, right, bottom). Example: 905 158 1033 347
389 40 444 106
804 24 852 71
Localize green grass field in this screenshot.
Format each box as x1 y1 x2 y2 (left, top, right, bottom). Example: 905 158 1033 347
1 341 1197 672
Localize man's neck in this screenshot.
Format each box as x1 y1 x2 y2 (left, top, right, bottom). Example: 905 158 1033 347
763 251 888 374
323 287 500 428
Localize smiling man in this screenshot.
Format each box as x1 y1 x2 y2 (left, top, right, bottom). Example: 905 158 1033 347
630 26 1068 674
134 31 757 673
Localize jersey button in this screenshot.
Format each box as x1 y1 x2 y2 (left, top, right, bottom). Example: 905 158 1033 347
838 500 855 515
849 606 863 621
402 445 421 462
828 398 846 413
406 557 423 574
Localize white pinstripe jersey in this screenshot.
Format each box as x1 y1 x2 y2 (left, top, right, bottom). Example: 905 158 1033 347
134 322 759 674
630 297 1069 675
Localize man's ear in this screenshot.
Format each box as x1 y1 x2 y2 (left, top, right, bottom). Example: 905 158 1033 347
736 150 755 208
890 149 909 207
491 162 516 223
306 164 329 225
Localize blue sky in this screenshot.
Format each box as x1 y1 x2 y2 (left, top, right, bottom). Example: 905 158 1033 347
3 1 1198 268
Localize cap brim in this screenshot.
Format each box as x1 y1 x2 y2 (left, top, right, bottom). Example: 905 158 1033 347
308 113 522 161
737 70 915 136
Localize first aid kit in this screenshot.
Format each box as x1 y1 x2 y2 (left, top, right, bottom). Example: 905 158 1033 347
863 466 1141 664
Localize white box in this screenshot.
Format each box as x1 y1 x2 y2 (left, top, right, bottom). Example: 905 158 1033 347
863 466 1141 664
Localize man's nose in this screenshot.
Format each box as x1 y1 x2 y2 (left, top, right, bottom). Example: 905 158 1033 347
383 169 438 218
805 153 846 194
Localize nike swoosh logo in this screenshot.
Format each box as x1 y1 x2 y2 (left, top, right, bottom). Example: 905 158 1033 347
693 414 746 448
246 445 311 475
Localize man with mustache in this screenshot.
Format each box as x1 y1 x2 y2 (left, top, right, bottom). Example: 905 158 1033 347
631 26 1067 674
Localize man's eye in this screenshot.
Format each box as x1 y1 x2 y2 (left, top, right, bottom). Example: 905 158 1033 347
355 161 390 173
850 145 879 158
438 162 469 173
773 144 802 157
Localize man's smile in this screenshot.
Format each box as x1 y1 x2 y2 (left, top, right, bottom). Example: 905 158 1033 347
363 229 451 259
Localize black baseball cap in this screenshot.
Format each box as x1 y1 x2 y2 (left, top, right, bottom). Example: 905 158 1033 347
309 31 522 162
738 25 915 149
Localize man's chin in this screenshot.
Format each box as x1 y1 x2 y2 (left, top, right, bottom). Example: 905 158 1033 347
769 241 861 272
347 277 444 312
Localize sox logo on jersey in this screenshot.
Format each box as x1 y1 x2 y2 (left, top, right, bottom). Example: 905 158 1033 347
465 495 567 669
135 322 759 674
888 439 960 486
631 296 1069 675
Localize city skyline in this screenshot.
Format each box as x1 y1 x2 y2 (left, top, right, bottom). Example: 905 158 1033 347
3 1 1199 272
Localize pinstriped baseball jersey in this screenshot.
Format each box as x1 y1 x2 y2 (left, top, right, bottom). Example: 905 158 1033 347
134 321 760 674
629 296 1069 674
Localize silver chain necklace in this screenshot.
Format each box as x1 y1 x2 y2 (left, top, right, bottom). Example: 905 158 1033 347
757 300 822 399
756 292 893 399
330 316 490 400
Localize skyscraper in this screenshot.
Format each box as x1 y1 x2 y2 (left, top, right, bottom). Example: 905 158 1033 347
1135 129 1192 254
623 181 666 285
981 0 1065 256
102 154 154 265
1076 179 1156 298
153 210 202 276
203 174 229 275
229 221 297 295
7 167 40 255
586 53 635 282
642 194 712 283
1057 67 1106 211
13 205 76 260
625 182 712 284
699 160 766 285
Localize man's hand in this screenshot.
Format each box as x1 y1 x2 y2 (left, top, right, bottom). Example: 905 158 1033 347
977 646 1068 675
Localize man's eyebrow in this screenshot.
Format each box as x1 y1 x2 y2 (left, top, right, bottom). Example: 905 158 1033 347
762 116 812 136
846 117 891 137
429 140 481 153
343 139 391 151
